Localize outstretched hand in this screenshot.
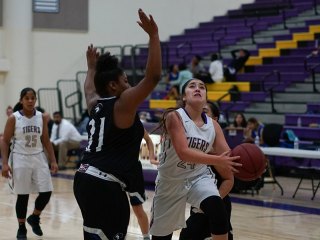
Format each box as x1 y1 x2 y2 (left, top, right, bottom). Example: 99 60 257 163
218 150 242 173
137 9 158 37
86 44 100 70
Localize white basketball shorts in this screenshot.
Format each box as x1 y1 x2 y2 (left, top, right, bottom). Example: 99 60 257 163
149 171 219 236
9 152 53 194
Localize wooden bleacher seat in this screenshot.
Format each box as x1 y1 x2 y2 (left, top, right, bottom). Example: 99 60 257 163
205 82 250 92
148 82 250 109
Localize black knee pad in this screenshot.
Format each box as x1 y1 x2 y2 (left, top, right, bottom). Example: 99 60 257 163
35 191 52 211
179 212 210 240
16 194 29 219
152 233 173 240
200 196 228 235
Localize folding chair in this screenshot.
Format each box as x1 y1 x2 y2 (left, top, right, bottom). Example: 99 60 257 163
292 165 320 200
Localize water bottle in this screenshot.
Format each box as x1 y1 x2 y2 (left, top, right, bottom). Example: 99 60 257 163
294 137 299 149
297 117 301 127
254 135 260 146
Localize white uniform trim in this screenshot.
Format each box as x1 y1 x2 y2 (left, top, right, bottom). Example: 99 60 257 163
83 226 109 240
78 164 126 190
128 192 145 203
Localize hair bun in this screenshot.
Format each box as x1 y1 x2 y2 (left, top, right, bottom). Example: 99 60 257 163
96 52 119 72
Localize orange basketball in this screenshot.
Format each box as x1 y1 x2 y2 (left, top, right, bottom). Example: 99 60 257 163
231 143 266 181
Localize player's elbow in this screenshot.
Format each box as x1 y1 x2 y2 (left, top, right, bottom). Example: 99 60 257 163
176 148 192 162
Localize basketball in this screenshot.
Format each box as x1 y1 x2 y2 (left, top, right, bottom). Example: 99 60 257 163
231 143 267 181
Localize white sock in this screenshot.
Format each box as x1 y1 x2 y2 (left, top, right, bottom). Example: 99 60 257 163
143 233 150 239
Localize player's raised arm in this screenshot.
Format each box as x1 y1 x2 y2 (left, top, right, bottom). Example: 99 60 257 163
84 44 100 113
118 9 162 112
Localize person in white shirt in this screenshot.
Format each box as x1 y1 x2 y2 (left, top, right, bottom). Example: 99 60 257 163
50 111 82 169
209 53 224 83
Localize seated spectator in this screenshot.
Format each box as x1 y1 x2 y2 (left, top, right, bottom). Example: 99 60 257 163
224 49 250 82
50 111 82 169
164 64 180 100
76 110 90 135
0 106 13 157
167 62 193 99
209 53 224 83
244 117 264 144
231 112 247 128
165 64 179 84
35 106 54 137
189 55 213 83
203 100 220 122
188 55 206 77
139 111 151 123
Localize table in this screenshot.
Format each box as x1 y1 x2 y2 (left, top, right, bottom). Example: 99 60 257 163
260 147 320 159
260 147 320 199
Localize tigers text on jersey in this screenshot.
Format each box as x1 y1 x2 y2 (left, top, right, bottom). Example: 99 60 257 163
81 97 144 189
157 108 216 180
12 110 44 155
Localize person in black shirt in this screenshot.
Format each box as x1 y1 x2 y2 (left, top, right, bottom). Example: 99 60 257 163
73 9 161 240
224 49 250 82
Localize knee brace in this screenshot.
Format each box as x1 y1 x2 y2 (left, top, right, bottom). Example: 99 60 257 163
16 194 29 219
200 196 228 235
35 191 52 211
152 233 173 240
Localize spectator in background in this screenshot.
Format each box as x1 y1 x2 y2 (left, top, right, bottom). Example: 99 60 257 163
209 53 224 83
0 106 13 157
167 62 193 99
76 110 90 135
50 111 82 169
188 55 206 77
224 49 250 82
131 129 159 240
243 117 264 144
232 113 247 128
164 64 180 100
35 107 54 138
6 105 13 117
165 64 179 83
139 111 152 123
189 55 213 83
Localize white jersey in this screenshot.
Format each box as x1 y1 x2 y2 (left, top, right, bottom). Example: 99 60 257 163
157 108 215 180
12 110 44 155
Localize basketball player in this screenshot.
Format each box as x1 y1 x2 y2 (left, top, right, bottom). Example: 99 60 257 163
179 100 234 240
149 79 241 240
73 9 161 240
130 129 159 240
1 87 58 239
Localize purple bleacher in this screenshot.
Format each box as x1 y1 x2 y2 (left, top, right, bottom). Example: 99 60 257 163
307 103 320 113
283 126 320 141
285 114 320 126
236 72 309 83
151 91 167 100
241 92 269 101
124 0 320 122
138 100 149 110
219 101 250 112
122 0 319 70
251 64 306 73
270 56 319 64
